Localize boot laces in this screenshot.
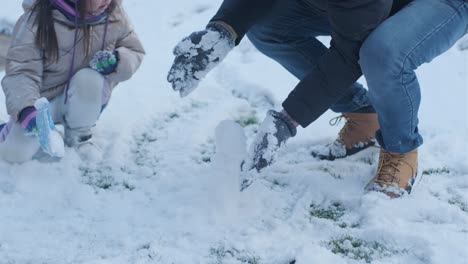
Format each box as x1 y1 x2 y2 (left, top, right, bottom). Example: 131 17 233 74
375 150 405 185
329 115 356 143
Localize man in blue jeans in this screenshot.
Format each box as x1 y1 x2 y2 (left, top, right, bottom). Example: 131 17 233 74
245 0 384 162
168 0 405 168
167 0 466 197
360 0 468 197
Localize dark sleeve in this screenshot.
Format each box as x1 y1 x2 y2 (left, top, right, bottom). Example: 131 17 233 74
391 0 412 15
210 0 276 45
282 0 393 127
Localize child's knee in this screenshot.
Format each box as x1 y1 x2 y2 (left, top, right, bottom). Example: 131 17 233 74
69 68 106 102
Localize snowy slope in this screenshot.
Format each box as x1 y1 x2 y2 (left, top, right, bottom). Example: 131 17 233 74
0 1 467 263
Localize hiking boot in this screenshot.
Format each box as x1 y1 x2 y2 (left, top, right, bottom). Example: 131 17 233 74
366 148 419 198
311 112 379 160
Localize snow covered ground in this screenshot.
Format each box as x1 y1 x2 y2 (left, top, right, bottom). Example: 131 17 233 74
1 1 467 263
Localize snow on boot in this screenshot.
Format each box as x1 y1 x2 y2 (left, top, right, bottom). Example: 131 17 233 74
366 148 419 198
311 112 379 160
246 110 297 173
65 128 102 162
76 139 103 162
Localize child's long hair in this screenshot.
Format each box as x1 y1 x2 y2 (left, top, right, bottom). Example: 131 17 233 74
30 0 117 61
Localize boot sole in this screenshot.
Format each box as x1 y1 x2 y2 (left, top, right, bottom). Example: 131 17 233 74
367 169 423 198
311 141 376 161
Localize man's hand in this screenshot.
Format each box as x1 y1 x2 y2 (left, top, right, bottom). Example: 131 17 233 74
245 110 297 172
167 22 236 97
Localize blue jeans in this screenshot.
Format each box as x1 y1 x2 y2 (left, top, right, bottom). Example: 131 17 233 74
360 0 468 153
246 0 372 113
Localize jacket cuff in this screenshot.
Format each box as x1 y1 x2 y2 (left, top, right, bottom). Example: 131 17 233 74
9 97 38 122
207 21 237 44
210 14 245 46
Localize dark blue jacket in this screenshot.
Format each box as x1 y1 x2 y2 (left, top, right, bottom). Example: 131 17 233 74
212 0 411 127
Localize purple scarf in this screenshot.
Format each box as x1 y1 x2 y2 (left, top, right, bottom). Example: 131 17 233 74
49 0 109 25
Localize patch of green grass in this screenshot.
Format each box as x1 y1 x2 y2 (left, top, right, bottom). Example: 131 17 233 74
190 101 207 109
195 139 215 164
359 155 376 165
80 166 138 191
337 222 361 229
80 165 115 190
268 179 288 189
168 112 180 120
131 127 160 175
327 236 400 263
236 116 259 127
320 166 343 180
310 202 346 221
233 109 260 128
123 181 135 191
449 195 468 213
210 246 261 264
422 167 450 176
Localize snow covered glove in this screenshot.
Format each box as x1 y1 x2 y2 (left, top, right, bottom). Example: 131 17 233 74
167 21 236 97
246 110 297 172
90 50 119 75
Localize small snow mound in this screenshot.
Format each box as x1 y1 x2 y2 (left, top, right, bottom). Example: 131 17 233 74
215 120 247 162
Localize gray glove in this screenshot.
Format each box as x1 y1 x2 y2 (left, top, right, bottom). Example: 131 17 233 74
167 22 235 97
246 110 297 172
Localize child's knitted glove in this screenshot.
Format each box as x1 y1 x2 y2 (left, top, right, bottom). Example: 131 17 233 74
167 21 236 97
19 106 39 135
90 50 119 75
19 103 55 137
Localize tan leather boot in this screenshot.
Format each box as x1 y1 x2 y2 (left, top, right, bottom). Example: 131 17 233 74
366 148 419 198
312 113 379 160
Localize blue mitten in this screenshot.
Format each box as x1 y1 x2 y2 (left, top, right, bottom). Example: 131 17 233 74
90 50 119 75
